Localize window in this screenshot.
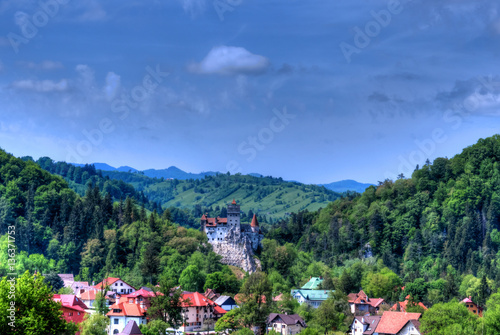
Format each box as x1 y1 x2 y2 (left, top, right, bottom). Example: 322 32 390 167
68 312 73 316
78 312 81 315
114 319 119 325
120 283 123 286
113 330 119 334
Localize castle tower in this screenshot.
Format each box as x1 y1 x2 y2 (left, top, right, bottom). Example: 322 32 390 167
250 214 259 233
227 199 241 233
201 213 207 232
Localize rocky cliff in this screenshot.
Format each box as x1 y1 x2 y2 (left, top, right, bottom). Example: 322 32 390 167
211 227 261 273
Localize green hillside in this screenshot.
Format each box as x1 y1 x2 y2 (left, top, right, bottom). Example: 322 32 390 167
101 171 340 221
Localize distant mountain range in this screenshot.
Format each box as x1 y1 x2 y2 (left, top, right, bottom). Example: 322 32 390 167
320 180 374 193
70 163 373 192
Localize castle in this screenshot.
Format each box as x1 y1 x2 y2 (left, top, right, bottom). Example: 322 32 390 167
201 199 263 251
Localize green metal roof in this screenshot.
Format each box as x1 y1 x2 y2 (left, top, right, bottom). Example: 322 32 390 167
291 289 332 301
301 277 323 290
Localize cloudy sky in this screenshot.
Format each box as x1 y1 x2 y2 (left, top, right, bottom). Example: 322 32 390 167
1 0 500 184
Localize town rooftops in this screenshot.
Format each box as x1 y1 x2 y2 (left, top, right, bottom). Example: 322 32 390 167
268 313 306 328
117 320 143 335
353 316 381 335
348 290 385 308
214 295 235 306
53 294 88 312
374 311 421 334
301 277 323 290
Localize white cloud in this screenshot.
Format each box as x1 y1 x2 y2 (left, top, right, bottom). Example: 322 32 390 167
11 79 69 92
103 72 121 101
189 46 270 75
76 64 95 90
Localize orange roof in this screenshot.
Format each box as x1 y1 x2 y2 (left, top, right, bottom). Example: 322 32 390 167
232 199 236 204
214 306 227 315
181 292 217 307
80 290 96 300
375 311 421 334
201 214 207 220
106 302 146 317
251 214 259 227
94 277 120 289
390 296 427 312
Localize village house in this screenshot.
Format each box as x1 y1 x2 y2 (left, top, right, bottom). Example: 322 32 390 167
58 273 91 295
79 289 116 310
390 296 427 313
461 297 483 317
214 295 239 311
53 294 89 335
374 311 421 335
106 290 154 335
348 290 386 315
267 313 307 335
350 315 381 335
94 277 136 295
291 277 333 308
180 291 226 332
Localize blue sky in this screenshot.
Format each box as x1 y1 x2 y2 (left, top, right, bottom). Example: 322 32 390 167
1 0 500 184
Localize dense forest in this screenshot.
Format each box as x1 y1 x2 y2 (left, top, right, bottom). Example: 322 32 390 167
2 135 500 323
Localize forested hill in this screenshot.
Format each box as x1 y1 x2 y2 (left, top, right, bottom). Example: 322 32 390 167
269 135 500 280
98 170 340 221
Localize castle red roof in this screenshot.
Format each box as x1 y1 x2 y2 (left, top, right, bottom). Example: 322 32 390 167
205 217 228 227
251 214 259 227
375 311 421 334
232 199 236 204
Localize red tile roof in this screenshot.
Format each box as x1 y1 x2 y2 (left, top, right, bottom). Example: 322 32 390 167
348 290 385 308
106 301 146 317
214 306 227 315
204 217 228 227
375 311 421 334
53 294 89 312
232 199 236 204
126 288 156 298
94 277 120 289
181 292 217 307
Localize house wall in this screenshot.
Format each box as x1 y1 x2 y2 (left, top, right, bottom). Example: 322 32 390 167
270 323 304 335
109 280 135 295
397 322 420 335
182 306 215 329
109 316 146 335
221 303 238 311
351 319 366 335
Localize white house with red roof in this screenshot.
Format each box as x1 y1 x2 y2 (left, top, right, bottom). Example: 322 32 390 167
53 294 89 335
180 291 226 332
95 277 136 295
107 297 147 335
347 290 386 315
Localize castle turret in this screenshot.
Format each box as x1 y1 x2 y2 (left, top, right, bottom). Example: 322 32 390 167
227 199 241 233
201 213 208 232
250 214 259 233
